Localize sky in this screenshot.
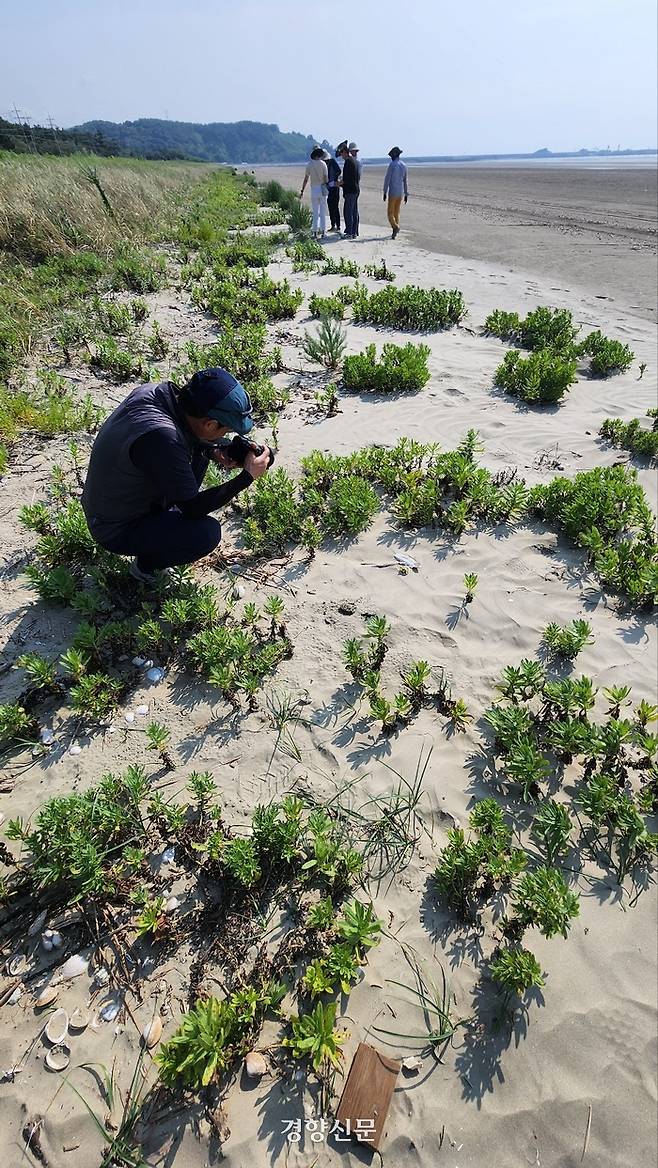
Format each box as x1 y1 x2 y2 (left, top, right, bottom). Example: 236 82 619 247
1 0 656 156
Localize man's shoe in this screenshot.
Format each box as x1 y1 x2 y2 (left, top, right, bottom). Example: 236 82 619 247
392 226 399 239
129 559 170 587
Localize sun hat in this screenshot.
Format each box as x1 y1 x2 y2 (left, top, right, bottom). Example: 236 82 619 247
321 149 331 160
180 368 254 435
388 146 402 158
348 142 358 151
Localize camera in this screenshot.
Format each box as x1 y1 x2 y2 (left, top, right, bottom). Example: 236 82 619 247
214 435 276 468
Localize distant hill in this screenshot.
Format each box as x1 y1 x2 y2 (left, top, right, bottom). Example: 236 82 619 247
68 118 332 163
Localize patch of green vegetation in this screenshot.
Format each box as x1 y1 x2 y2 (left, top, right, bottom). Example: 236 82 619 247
352 284 466 330
343 341 431 393
600 413 658 459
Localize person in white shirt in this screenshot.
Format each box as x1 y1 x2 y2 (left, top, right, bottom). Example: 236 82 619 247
299 146 329 238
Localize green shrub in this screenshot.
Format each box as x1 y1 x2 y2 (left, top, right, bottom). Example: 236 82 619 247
242 467 304 552
518 306 580 353
206 272 302 325
288 201 313 234
511 866 580 939
364 259 395 281
111 245 164 293
324 476 379 536
489 947 544 995
352 284 466 330
542 618 594 659
581 330 634 376
495 348 578 404
308 292 345 320
343 342 431 393
302 317 347 369
0 703 37 749
483 309 521 340
600 416 658 459
289 238 325 263
321 256 360 278
90 337 149 381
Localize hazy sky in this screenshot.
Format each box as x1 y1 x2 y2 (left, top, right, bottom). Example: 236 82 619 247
2 0 656 155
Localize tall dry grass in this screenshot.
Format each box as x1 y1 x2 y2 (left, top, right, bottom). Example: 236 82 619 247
0 153 213 261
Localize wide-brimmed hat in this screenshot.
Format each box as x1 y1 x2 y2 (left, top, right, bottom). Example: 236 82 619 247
321 149 331 160
348 141 358 151
388 146 402 158
181 368 254 435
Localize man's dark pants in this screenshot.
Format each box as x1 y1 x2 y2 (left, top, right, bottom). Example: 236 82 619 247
343 192 359 236
100 510 221 572
327 187 340 230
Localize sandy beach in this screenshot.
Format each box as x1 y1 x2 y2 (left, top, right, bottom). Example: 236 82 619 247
0 179 656 1168
252 163 658 320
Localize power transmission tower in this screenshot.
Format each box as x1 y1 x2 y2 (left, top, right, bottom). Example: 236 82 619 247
47 115 63 154
11 104 35 152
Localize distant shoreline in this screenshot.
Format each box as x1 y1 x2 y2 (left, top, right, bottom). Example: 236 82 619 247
254 152 658 170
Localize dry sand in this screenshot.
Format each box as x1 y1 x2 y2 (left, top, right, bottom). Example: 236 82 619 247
252 163 658 321
0 195 656 1168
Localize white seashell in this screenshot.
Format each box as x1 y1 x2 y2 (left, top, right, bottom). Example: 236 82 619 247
401 1056 423 1073
41 933 54 953
143 659 154 669
146 667 164 683
69 743 82 756
93 968 110 987
6 986 22 1006
124 712 135 724
164 896 179 914
45 1008 69 1045
232 584 245 600
28 910 48 937
135 705 149 716
132 656 146 667
161 846 175 865
0 812 5 827
69 1009 89 1032
142 1016 162 1049
51 932 63 949
99 999 121 1022
245 1051 267 1079
35 986 59 1009
59 953 88 980
40 728 55 745
394 551 418 570
45 1044 70 1072
7 954 28 977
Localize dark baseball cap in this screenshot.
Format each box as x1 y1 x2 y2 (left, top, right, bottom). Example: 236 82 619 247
181 368 254 434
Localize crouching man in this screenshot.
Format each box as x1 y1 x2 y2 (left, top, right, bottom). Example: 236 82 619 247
81 368 271 585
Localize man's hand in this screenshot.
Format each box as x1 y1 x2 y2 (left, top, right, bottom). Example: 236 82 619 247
245 446 271 479
383 193 386 201
404 195 408 204
212 448 240 470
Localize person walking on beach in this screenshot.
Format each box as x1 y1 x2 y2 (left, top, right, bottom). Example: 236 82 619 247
339 143 360 239
81 369 271 585
383 147 408 238
326 149 342 232
299 146 329 239
348 142 362 236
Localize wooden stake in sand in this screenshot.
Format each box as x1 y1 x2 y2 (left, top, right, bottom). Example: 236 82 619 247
336 1042 400 1151
581 1104 592 1161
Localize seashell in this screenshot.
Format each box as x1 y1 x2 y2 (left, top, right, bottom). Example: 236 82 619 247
51 931 63 949
141 1016 162 1049
7 954 28 977
164 896 179 914
28 910 48 937
0 812 4 827
124 712 135 724
35 985 59 1009
401 1056 423 1073
394 551 419 570
59 953 88 980
143 659 154 669
93 968 110 987
6 986 22 1006
232 584 245 600
45 1008 69 1044
40 728 55 745
99 999 121 1022
69 743 82 756
41 933 54 953
135 704 149 716
45 1044 70 1072
132 656 146 667
69 1009 89 1032
161 846 175 865
244 1051 267 1079
146 667 164 684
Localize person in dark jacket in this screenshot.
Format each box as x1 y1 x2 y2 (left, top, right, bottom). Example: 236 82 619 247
338 143 360 239
81 368 271 585
326 150 342 232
